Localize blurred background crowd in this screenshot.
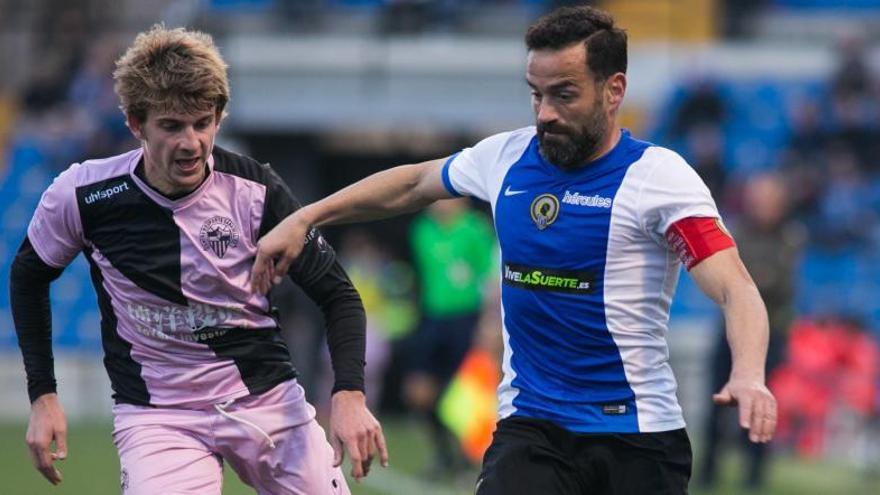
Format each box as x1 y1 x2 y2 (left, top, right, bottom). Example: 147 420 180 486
1 0 880 494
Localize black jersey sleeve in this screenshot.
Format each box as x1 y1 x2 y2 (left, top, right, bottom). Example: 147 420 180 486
10 237 65 403
258 166 336 285
252 160 365 393
298 260 367 394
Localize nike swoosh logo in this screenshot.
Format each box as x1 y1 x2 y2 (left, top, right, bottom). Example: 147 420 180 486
504 185 527 196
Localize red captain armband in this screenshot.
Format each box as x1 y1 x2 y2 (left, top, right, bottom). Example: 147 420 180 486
665 217 735 270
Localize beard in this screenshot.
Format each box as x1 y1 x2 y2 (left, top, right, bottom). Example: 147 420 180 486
537 100 608 170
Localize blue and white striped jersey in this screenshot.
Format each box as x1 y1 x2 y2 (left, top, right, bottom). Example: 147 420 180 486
442 127 720 433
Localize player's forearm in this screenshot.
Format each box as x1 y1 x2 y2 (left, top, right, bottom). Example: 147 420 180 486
300 262 366 394
322 287 366 394
302 163 437 227
10 239 64 403
721 282 770 382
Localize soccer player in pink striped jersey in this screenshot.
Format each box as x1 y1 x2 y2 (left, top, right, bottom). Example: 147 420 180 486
10 25 387 494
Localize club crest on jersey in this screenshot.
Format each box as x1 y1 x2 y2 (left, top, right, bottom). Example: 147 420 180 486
530 194 559 230
199 216 240 258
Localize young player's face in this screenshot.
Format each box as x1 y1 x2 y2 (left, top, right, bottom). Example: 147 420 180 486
527 43 611 170
129 109 220 196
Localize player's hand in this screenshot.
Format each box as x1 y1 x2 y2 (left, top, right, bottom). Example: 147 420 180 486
251 211 311 294
26 393 68 485
713 376 777 443
329 390 388 481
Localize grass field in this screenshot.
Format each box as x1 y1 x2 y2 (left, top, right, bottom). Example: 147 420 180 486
0 418 877 495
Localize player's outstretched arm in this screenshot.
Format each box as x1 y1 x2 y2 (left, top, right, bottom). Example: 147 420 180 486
690 247 777 444
251 157 451 294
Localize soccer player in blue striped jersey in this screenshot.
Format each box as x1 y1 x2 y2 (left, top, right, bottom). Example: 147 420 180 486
252 6 776 494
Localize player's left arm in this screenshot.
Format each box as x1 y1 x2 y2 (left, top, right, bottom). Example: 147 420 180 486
650 151 776 444
297 259 388 480
683 236 777 444
255 163 388 478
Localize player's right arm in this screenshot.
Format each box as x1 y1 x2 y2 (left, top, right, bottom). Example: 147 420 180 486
10 165 85 485
251 157 451 294
10 239 70 485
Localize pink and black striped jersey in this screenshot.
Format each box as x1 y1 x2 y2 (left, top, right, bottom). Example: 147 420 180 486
27 146 336 408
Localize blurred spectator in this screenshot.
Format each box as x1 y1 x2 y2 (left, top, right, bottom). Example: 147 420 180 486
698 172 805 490
336 230 396 410
787 98 827 159
721 0 769 38
811 143 878 250
781 98 826 220
70 37 134 159
21 61 69 114
9 27 134 176
310 228 418 414
669 78 727 142
829 97 876 174
828 35 879 173
770 317 879 459
830 35 872 104
686 125 728 204
404 198 495 477
436 278 503 465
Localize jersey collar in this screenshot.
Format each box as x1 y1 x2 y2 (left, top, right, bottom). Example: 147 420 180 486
128 148 216 210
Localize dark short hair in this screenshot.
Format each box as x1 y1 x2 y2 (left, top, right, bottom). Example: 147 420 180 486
525 6 627 81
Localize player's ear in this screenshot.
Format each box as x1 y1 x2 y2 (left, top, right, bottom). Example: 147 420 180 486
126 113 145 141
606 73 626 104
604 72 626 112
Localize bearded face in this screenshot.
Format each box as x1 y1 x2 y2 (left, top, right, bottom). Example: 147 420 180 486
536 93 608 170
527 43 622 171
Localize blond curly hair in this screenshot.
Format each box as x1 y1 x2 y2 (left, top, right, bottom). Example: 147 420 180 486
113 24 230 122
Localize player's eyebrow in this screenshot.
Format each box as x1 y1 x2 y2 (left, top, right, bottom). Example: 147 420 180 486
525 79 578 92
547 80 578 92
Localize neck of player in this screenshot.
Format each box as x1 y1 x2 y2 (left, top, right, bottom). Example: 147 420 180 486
589 127 622 164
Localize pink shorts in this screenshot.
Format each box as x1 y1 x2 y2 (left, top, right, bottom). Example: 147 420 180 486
112 380 349 495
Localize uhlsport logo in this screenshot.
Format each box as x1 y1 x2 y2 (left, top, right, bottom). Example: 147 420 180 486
530 193 560 230
84 180 130 204
199 216 240 258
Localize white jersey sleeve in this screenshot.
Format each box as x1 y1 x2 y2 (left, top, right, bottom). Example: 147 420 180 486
27 163 86 268
442 128 534 204
638 148 721 246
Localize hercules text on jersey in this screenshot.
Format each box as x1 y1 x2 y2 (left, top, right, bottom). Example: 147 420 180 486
442 128 721 433
27 147 335 408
